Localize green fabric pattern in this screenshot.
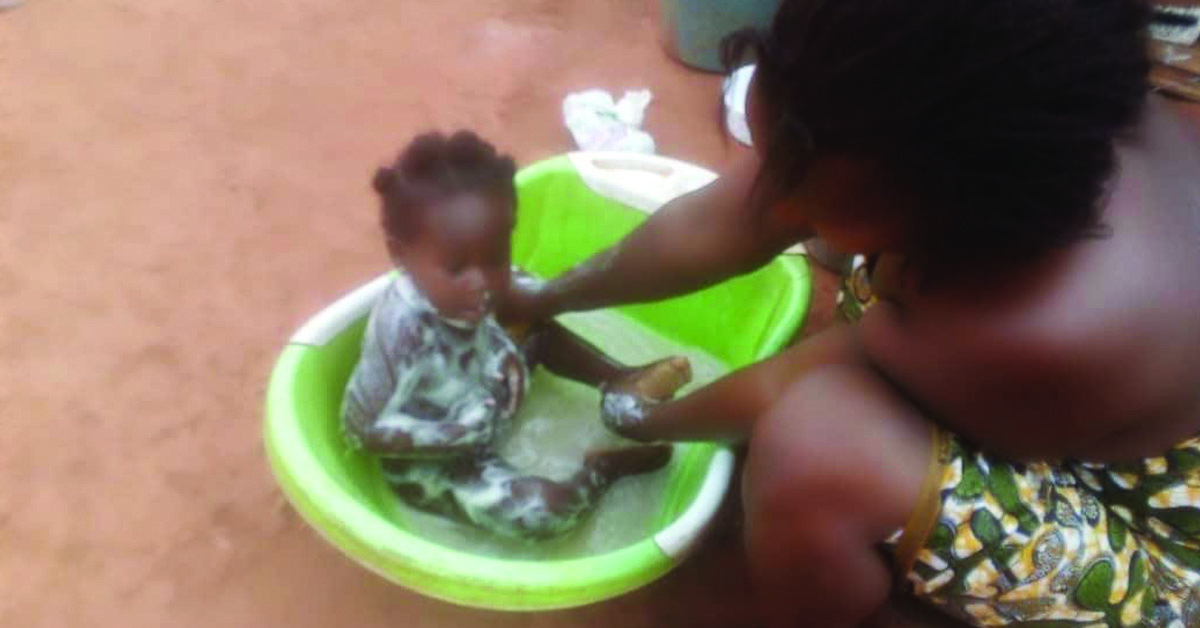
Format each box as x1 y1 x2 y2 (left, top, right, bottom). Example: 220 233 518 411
839 253 1200 626
897 435 1200 627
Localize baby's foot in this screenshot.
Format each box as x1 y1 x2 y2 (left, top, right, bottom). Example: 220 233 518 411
617 356 693 400
584 444 672 483
601 357 692 435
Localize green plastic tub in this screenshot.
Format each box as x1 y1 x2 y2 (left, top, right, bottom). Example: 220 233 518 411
264 153 811 610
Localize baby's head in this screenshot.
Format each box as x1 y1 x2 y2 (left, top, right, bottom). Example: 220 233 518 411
374 131 517 327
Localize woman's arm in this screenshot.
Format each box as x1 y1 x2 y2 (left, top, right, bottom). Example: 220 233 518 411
509 154 811 319
607 325 864 443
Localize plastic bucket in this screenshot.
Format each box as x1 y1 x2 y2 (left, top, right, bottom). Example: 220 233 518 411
658 0 781 72
263 153 810 610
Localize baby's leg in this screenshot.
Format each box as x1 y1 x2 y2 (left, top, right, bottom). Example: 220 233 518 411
471 446 671 539
530 321 692 394
389 446 671 539
527 320 629 386
743 364 930 628
602 325 859 443
380 458 474 520
607 356 693 399
600 356 693 433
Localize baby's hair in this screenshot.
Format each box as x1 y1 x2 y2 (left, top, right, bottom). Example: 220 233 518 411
723 0 1150 277
373 130 517 240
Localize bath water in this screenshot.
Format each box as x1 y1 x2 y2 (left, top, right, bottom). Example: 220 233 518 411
383 309 730 560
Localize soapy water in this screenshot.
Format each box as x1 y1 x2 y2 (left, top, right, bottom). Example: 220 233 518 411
381 309 729 560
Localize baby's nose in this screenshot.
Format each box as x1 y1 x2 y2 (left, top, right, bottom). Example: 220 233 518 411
461 268 487 290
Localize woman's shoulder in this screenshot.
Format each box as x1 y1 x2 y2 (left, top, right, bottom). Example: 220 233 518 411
862 178 1200 457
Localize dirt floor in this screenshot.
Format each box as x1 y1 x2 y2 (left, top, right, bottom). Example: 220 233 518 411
0 1 760 627
4 1 1200 627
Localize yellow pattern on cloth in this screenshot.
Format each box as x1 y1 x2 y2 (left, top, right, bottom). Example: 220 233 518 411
836 254 1200 626
890 432 1200 627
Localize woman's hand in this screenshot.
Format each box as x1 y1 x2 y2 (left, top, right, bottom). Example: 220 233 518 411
599 357 693 439
486 353 526 418
600 388 658 439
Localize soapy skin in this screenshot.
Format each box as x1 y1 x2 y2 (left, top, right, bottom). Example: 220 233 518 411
342 275 677 539
600 356 693 436
348 135 689 539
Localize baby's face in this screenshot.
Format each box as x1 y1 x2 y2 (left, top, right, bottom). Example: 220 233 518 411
392 193 513 327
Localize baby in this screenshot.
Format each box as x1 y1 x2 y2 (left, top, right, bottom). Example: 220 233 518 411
340 131 692 540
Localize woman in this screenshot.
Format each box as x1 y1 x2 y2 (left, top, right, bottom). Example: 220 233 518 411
505 1 1200 626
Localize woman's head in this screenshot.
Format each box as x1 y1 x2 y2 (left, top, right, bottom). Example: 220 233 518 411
730 0 1150 272
374 130 517 326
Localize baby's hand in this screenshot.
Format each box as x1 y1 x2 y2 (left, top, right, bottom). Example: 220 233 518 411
486 354 525 417
452 393 496 428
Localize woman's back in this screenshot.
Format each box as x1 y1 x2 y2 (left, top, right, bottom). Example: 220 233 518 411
861 99 1200 461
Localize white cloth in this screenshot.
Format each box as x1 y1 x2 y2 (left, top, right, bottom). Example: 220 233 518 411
562 89 656 154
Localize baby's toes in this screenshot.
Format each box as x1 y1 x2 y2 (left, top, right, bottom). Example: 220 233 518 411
633 356 693 401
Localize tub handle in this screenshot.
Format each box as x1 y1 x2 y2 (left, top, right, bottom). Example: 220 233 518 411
567 152 807 254
567 151 717 214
